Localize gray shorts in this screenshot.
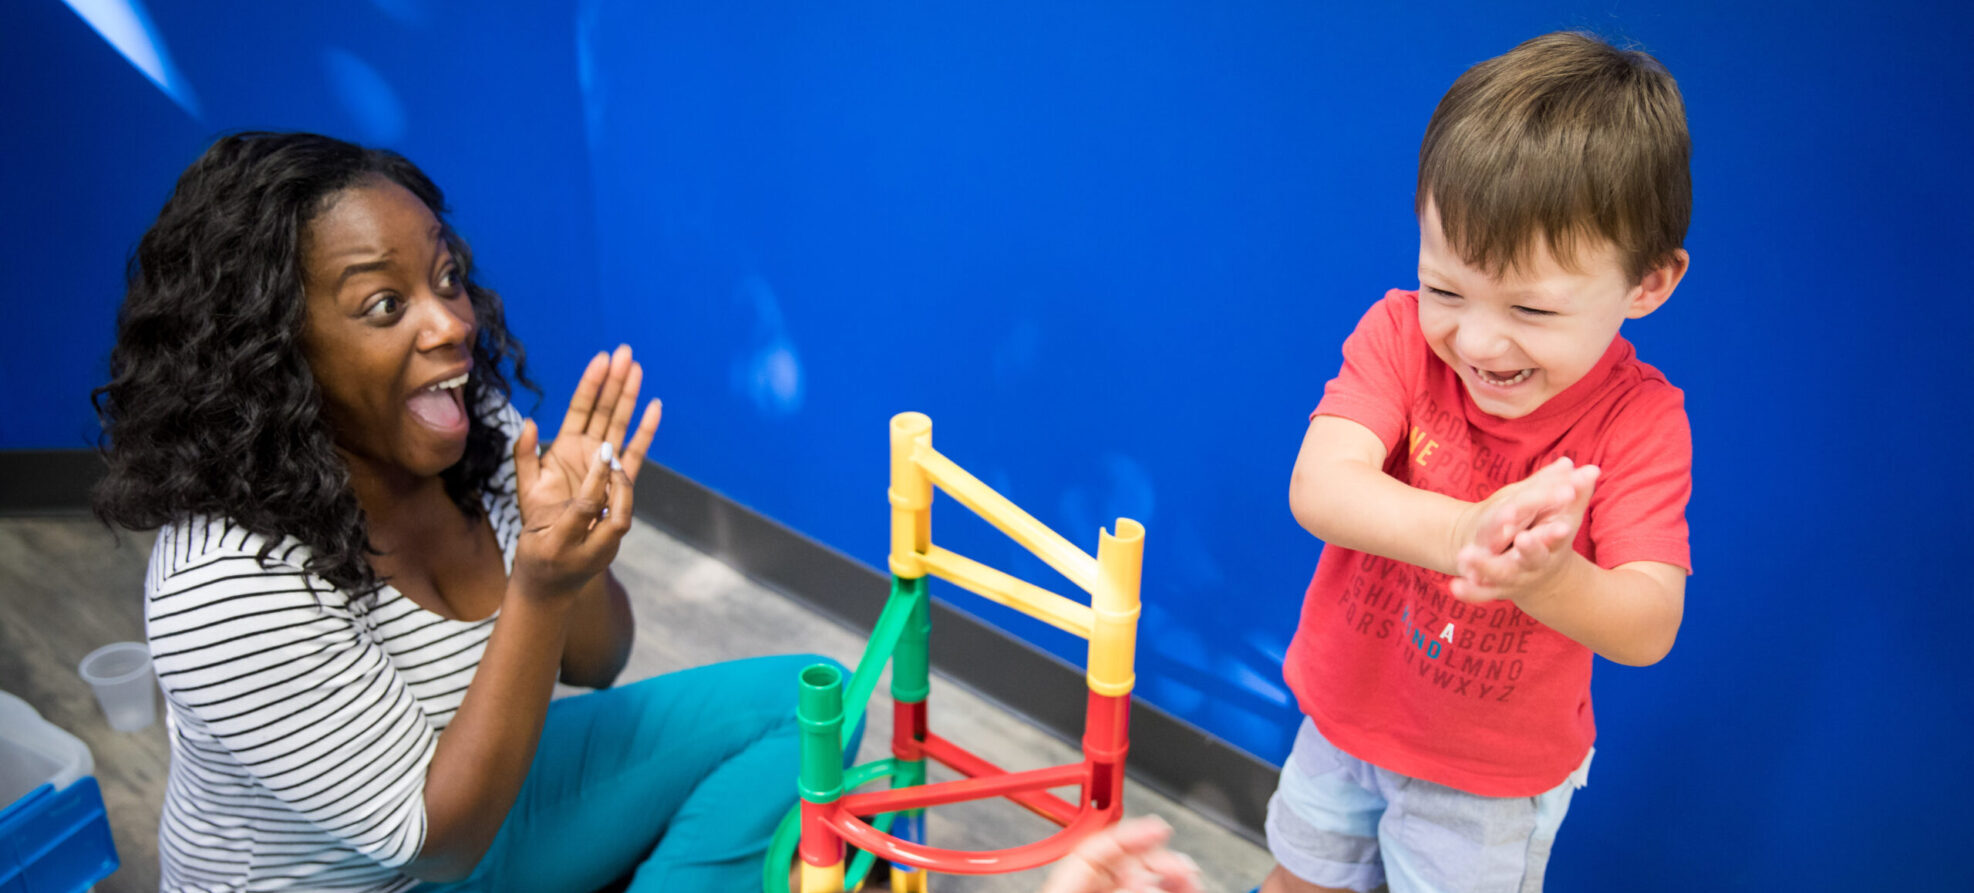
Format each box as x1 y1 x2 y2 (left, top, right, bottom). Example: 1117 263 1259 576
1265 718 1590 893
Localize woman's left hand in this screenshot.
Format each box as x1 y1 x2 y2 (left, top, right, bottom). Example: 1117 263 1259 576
540 344 663 498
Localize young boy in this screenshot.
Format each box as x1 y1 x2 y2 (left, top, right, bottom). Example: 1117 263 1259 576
1267 32 1693 893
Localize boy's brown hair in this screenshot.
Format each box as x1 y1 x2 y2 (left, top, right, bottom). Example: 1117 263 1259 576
1417 31 1690 283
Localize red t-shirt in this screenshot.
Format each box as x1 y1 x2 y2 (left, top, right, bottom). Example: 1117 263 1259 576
1284 289 1692 797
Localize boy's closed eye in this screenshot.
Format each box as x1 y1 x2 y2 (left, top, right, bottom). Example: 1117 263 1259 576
1424 284 1557 318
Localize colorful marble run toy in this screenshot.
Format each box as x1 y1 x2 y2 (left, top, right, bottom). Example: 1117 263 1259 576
762 412 1145 893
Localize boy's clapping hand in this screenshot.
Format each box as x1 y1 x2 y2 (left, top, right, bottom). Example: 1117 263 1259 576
1449 457 1599 604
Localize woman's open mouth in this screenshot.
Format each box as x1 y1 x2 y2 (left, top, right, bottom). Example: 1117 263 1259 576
407 372 469 433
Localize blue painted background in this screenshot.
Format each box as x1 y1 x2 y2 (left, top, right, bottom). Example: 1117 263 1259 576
3 1 1968 888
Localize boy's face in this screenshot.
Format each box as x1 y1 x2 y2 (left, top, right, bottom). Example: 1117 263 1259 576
1415 200 1680 419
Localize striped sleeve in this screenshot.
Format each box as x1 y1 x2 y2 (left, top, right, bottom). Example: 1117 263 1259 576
147 518 434 871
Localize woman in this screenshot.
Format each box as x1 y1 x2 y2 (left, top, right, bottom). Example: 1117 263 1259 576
95 131 843 891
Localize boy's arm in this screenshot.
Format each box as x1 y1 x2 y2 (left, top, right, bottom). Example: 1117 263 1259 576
1290 415 1685 666
1449 460 1685 665
1488 556 1685 667
1288 414 1472 576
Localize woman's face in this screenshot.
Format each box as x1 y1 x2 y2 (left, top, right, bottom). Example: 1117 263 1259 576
300 178 477 484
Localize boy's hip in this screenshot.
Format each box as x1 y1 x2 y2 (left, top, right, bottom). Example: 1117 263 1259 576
1266 717 1589 893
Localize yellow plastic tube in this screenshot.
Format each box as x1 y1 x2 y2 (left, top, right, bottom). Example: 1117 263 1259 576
889 413 933 578
800 860 845 893
916 545 1095 638
1087 519 1144 697
909 443 1099 592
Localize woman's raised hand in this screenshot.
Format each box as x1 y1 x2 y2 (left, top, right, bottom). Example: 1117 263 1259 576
546 345 663 485
511 345 662 596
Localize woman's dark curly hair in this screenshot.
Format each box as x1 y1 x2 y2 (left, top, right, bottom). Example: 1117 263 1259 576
93 132 536 595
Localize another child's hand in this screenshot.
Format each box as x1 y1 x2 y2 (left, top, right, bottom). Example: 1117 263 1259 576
1039 815 1203 893
1450 457 1597 604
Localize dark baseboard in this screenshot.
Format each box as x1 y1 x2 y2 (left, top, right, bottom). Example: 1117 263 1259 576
0 449 1275 843
633 463 1276 845
0 450 104 515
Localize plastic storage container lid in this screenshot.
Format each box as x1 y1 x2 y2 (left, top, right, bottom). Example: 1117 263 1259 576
0 689 95 808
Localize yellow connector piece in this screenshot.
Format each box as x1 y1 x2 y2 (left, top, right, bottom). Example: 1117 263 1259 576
911 443 1099 592
917 545 1095 638
890 413 933 578
1087 519 1144 697
890 866 929 893
800 860 845 893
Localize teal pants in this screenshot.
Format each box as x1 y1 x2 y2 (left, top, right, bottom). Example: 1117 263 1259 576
416 653 856 892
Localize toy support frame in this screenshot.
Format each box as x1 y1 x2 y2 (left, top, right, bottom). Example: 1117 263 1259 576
763 412 1144 893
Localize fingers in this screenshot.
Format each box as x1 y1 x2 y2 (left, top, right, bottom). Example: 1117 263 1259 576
554 441 615 541
601 459 634 535
1453 543 1526 601
1076 816 1171 864
599 360 642 449
1476 457 1592 556
587 345 635 441
1453 511 1580 603
1145 849 1203 893
1100 817 1200 892
1526 519 1574 552
1483 512 1524 555
1567 464 1600 516
620 398 663 482
1448 576 1484 603
1471 528 1551 582
1042 816 1200 893
559 351 612 441
513 419 540 498
1477 490 1541 555
1510 526 1560 569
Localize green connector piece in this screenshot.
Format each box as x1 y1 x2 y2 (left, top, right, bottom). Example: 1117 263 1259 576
797 663 845 803
891 576 931 704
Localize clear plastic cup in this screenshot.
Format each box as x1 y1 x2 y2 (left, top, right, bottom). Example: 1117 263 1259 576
78 642 157 732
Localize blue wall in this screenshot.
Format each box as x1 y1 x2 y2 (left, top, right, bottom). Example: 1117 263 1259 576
4 1 1968 888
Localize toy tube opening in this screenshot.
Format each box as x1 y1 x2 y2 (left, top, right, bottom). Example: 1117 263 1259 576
801 663 845 698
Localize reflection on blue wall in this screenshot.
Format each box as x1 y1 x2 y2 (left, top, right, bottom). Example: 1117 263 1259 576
4 1 1970 889
60 0 200 117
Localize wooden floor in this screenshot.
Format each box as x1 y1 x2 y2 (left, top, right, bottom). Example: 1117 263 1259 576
0 516 1269 892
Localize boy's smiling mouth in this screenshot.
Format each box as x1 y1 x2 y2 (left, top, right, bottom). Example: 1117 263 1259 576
1473 366 1535 387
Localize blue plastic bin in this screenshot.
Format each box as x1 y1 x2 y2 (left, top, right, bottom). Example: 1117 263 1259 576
0 778 118 892
0 691 119 892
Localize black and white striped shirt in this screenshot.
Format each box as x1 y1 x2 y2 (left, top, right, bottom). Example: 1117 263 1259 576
148 404 524 892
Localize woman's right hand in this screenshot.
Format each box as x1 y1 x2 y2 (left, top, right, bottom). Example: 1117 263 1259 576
510 347 658 598
417 353 652 881
511 418 630 597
